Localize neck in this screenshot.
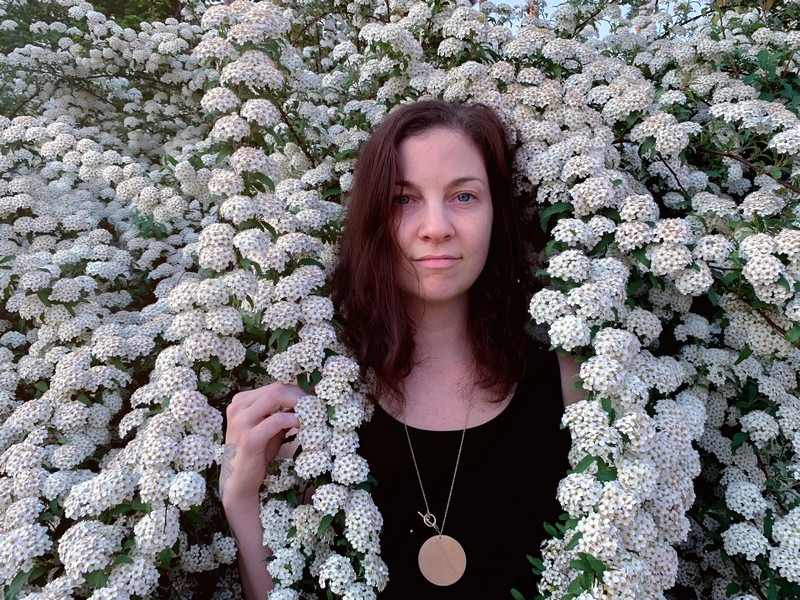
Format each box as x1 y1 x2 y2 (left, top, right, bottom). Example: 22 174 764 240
406 296 472 365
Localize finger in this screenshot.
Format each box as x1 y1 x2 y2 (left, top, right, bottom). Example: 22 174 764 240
240 411 301 453
231 382 306 409
228 383 305 421
230 389 304 432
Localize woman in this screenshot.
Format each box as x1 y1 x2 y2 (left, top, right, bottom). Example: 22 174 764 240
221 99 583 599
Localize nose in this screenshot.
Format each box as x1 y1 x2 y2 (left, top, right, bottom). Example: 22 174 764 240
418 200 454 241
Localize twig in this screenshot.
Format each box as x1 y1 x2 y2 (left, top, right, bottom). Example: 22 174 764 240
754 308 786 337
754 454 788 515
688 515 769 600
8 90 40 118
698 148 800 195
275 102 317 167
572 5 604 37
710 273 792 341
780 52 796 79
290 12 329 45
659 156 691 200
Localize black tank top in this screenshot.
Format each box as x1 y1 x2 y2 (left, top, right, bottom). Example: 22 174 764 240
359 345 571 598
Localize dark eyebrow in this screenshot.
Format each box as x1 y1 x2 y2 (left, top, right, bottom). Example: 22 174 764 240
394 176 486 189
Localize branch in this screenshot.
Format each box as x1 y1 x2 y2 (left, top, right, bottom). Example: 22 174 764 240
688 515 769 600
698 147 800 195
8 90 41 119
780 52 796 79
754 307 786 337
290 12 329 45
710 273 794 342
754 453 788 515
572 6 605 37
275 102 317 167
659 156 691 200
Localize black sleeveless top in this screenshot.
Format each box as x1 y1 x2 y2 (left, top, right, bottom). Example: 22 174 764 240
359 346 571 599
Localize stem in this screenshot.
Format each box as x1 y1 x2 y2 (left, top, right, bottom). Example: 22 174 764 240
710 273 792 341
8 90 40 118
688 515 769 600
290 12 329 45
572 5 604 37
659 156 691 200
698 148 800 195
275 102 317 167
780 53 796 79
754 308 786 337
754 454 788 515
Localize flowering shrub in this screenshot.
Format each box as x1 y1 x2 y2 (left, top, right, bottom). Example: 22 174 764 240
0 0 798 598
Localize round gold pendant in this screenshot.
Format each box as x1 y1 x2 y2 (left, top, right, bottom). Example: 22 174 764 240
418 534 467 586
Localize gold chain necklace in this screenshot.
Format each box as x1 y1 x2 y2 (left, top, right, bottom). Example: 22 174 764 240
403 417 468 586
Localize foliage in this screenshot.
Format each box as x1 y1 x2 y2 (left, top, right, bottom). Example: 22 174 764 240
91 0 184 30
0 0 799 598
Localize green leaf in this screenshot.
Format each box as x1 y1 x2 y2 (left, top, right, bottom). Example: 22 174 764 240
268 329 293 353
726 582 741 596
594 456 616 480
317 514 335 537
158 547 173 569
768 578 778 600
765 508 774 539
253 173 276 192
631 248 651 268
731 431 749 452
36 289 52 307
708 286 719 306
734 345 753 365
4 566 49 600
543 521 560 537
216 146 234 164
84 569 109 588
539 202 573 231
298 257 325 269
297 372 313 394
545 239 561 257
564 531 582 551
638 136 656 158
600 397 616 422
113 554 134 565
580 551 606 577
527 555 545 570
572 454 595 473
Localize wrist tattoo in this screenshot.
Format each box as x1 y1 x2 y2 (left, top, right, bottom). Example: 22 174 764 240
220 443 236 501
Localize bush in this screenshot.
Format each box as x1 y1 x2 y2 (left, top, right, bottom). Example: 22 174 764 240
0 0 798 598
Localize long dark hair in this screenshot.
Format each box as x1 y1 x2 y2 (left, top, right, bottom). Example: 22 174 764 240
331 99 533 405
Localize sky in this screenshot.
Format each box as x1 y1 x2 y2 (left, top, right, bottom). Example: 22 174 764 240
501 0 563 19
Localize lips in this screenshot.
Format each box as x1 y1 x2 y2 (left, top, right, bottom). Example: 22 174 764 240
414 256 460 267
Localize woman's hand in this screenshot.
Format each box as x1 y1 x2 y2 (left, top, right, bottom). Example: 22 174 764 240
221 382 307 600
220 382 305 507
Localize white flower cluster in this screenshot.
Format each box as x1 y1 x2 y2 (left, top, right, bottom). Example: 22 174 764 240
3 0 800 598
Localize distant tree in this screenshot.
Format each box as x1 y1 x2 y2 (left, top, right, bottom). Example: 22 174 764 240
91 0 184 28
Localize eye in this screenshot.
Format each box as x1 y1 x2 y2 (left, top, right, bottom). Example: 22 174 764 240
456 192 475 203
395 195 412 205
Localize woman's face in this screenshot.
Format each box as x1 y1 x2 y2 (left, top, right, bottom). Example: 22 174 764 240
393 127 493 311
